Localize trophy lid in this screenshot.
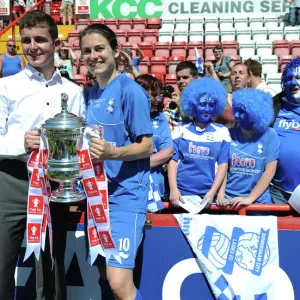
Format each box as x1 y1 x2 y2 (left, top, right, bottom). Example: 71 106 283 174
42 93 86 130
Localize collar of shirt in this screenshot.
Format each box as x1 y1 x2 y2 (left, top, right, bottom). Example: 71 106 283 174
24 64 63 84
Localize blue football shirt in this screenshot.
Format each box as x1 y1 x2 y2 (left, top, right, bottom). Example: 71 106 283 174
226 127 280 203
272 102 300 193
85 73 153 213
150 112 173 197
172 122 231 196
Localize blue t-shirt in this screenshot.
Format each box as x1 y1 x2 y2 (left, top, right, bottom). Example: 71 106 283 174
85 73 153 213
150 112 173 197
272 102 300 193
172 122 231 196
132 57 140 71
226 127 280 203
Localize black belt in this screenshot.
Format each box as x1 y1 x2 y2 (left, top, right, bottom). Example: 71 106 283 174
0 159 29 181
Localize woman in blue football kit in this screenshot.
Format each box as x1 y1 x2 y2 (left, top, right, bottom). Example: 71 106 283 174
217 89 280 208
168 77 231 206
135 74 173 199
80 24 153 300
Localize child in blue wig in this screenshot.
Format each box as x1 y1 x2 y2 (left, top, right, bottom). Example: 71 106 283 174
217 88 280 207
168 77 231 207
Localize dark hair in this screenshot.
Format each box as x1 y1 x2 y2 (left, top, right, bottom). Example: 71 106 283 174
80 23 118 51
244 58 262 78
231 63 251 76
213 45 223 53
19 10 58 41
135 74 163 97
175 61 198 77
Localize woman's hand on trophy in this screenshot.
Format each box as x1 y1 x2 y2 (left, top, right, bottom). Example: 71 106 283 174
90 137 115 160
24 130 41 154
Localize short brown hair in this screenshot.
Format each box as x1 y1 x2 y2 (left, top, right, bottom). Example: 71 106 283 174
244 59 262 78
213 45 223 53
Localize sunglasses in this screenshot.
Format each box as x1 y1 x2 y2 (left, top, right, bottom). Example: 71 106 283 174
7 45 16 49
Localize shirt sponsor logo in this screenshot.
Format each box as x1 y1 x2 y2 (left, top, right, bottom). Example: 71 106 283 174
278 119 300 130
188 142 210 155
232 153 256 168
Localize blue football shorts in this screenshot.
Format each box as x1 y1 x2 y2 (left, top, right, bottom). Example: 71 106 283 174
87 210 146 269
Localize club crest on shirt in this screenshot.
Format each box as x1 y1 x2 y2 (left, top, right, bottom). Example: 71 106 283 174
107 98 115 114
152 120 158 129
257 143 263 154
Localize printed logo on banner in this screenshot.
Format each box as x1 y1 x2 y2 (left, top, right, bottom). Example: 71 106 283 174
83 178 99 197
197 226 270 276
94 162 105 181
99 190 108 209
78 149 92 170
44 203 51 223
88 227 101 247
28 151 38 168
28 195 43 215
30 169 41 188
39 176 47 195
91 204 107 223
28 223 41 243
99 231 115 249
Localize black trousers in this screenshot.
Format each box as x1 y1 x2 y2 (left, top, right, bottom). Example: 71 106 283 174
0 160 69 300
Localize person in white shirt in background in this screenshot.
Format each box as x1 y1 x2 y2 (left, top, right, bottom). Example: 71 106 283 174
244 58 277 97
0 10 85 300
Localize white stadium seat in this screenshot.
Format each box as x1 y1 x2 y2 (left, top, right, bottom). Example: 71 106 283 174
239 41 256 60
256 40 273 57
189 31 204 42
252 29 268 42
236 29 252 43
268 28 284 42
285 27 300 41
220 29 236 42
261 55 279 75
266 73 282 85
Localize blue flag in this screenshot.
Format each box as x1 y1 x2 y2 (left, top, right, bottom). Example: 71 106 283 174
195 47 204 74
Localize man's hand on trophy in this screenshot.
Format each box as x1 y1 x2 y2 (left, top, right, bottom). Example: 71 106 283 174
24 130 41 154
90 137 115 160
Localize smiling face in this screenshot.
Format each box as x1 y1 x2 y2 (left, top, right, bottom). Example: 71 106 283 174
195 95 216 124
284 67 300 105
234 104 253 131
21 26 57 73
81 33 118 78
230 64 250 91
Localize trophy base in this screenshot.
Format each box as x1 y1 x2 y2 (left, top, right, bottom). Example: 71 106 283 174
50 188 86 203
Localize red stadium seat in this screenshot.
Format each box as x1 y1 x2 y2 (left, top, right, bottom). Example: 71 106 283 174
150 73 165 83
230 55 242 64
222 40 238 56
147 18 162 29
171 42 187 57
187 55 197 64
143 29 158 44
127 30 143 44
104 18 118 31
273 40 290 57
138 42 154 58
133 18 147 30
150 56 167 75
139 57 150 74
168 56 185 74
280 55 294 72
76 18 90 31
291 40 300 56
205 55 215 63
119 18 133 32
115 30 127 46
154 42 171 58
68 30 80 45
90 18 104 25
73 74 86 86
165 73 179 92
205 41 221 58
79 63 88 76
187 41 204 57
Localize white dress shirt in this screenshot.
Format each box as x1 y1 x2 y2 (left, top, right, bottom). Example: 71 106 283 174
256 82 277 97
0 64 85 159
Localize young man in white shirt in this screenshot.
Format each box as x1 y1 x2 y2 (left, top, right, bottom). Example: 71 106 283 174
0 10 85 300
244 58 277 97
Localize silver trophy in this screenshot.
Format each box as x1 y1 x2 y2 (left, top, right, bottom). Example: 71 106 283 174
41 93 86 203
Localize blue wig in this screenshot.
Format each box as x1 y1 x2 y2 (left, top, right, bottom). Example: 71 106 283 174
180 77 227 118
281 57 300 89
232 88 274 133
